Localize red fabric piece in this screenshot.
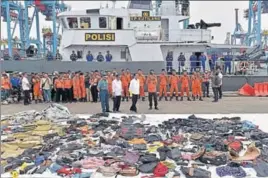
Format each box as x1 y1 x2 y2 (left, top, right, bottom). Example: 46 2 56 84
153 162 169 177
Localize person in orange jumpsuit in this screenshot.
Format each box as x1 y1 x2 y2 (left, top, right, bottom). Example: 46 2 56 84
169 70 180 101
193 71 203 101
121 69 130 101
72 72 81 102
63 73 73 103
126 68 132 85
79 73 86 102
180 71 191 101
137 69 146 101
1 73 11 100
54 74 64 102
32 74 42 103
107 71 113 97
159 69 168 101
146 70 159 110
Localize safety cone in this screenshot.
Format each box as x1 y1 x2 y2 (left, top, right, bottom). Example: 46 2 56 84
238 83 255 96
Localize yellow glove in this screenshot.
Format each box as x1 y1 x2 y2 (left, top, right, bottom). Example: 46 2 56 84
129 90 132 97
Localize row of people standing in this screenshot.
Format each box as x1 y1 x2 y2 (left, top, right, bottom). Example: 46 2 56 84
166 51 233 75
70 50 112 62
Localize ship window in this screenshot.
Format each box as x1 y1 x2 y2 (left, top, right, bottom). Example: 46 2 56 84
99 17 107 28
80 17 91 29
67 17 78 28
61 18 67 29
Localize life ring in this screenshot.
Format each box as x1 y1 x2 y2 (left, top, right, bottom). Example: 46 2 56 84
239 61 249 70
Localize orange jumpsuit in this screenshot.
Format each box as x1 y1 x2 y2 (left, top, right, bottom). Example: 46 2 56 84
32 78 42 100
1 77 11 90
73 76 81 99
191 75 202 97
107 75 113 95
121 74 129 97
79 75 86 99
146 75 158 93
138 74 146 97
169 75 179 97
180 75 190 97
126 73 131 85
159 74 168 97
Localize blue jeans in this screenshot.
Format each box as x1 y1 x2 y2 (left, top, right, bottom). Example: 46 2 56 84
43 89 51 102
100 90 109 113
1 89 10 100
225 62 231 74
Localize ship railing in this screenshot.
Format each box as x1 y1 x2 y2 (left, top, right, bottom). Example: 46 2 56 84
173 59 268 76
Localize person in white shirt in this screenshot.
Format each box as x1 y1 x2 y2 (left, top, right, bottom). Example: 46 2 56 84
129 74 140 113
21 73 31 105
112 74 122 112
217 68 223 99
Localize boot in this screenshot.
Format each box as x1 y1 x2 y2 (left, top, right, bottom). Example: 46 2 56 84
193 96 196 101
199 97 203 101
122 97 125 102
126 97 129 102
155 106 159 110
187 97 191 101
159 96 162 101
180 97 183 101
165 97 168 101
142 97 145 101
176 96 179 101
170 96 173 101
35 100 38 104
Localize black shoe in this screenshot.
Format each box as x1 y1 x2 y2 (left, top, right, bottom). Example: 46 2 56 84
176 96 179 101
193 97 195 101
170 97 173 101
142 97 145 101
122 98 125 102
155 107 159 110
165 97 168 101
126 97 129 102
212 100 218 102
199 97 203 101
187 97 191 101
207 95 210 98
159 97 162 101
180 97 183 101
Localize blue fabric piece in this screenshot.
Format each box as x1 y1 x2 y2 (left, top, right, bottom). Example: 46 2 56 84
49 163 62 173
35 156 45 166
242 120 256 131
216 166 246 178
72 172 92 178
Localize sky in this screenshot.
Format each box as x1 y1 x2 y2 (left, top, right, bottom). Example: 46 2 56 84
1 1 268 43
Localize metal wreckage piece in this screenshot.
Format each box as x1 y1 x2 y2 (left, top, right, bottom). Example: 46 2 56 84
1 106 268 178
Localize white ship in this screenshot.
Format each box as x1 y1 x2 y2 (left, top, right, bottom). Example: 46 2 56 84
57 0 216 68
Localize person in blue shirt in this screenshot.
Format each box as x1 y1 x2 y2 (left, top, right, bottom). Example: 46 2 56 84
97 75 110 113
200 53 207 72
10 73 21 89
97 52 104 62
224 52 233 74
210 52 218 71
190 53 197 73
166 51 173 73
105 51 113 62
86 51 94 62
